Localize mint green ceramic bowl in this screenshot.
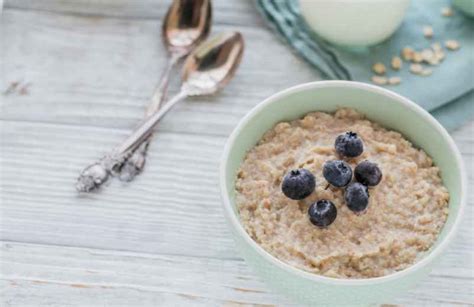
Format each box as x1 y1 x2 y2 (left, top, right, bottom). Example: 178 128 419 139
220 81 466 306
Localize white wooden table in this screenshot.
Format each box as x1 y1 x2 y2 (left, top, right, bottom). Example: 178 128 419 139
1 1 473 306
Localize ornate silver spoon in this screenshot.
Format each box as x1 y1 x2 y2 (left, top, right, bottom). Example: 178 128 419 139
76 32 244 192
119 0 212 182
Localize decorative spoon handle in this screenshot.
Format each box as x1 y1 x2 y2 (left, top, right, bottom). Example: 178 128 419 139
115 90 188 155
76 89 188 192
118 54 181 181
147 54 181 116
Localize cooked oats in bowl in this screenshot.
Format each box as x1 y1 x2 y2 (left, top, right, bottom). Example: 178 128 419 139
235 108 449 279
220 81 465 305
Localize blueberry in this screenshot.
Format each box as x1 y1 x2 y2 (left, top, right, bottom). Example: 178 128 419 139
282 169 316 200
323 160 353 187
335 131 364 158
345 182 369 213
355 160 382 186
308 200 337 228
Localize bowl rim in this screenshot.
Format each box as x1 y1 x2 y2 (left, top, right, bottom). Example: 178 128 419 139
219 80 467 285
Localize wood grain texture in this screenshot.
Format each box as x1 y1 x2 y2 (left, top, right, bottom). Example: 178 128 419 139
1 8 320 136
1 0 473 306
4 0 265 27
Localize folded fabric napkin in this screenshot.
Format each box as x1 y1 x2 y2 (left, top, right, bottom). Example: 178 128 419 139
256 0 473 131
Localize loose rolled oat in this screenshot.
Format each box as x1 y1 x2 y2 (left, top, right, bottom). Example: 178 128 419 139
445 40 460 50
441 7 454 17
423 26 434 38
412 52 423 63
391 56 403 70
372 63 386 75
435 50 445 61
388 76 401 85
401 47 415 61
421 68 433 76
371 75 388 85
427 57 440 66
410 63 423 74
421 49 436 64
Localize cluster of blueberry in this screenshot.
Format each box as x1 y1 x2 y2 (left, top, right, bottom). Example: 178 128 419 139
281 132 382 228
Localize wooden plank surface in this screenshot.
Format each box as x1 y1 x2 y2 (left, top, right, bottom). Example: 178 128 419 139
1 8 319 135
1 0 473 306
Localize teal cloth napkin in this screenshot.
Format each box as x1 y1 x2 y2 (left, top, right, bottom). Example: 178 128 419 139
256 0 474 131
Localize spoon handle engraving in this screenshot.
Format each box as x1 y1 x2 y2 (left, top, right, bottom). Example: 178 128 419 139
76 90 188 192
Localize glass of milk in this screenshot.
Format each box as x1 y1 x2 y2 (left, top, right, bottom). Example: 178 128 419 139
299 0 411 47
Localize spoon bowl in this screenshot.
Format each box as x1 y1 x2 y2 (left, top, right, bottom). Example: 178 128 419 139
182 32 244 95
164 0 212 56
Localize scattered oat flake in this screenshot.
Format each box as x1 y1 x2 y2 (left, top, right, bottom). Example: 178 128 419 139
423 26 434 38
441 7 454 17
388 77 401 85
427 56 440 66
412 52 423 63
421 49 435 62
371 76 388 85
410 64 423 74
372 63 386 75
421 68 433 76
401 47 414 61
445 40 460 50
435 50 445 61
391 56 402 70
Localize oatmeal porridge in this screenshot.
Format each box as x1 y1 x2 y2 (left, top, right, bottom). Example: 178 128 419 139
235 108 449 279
